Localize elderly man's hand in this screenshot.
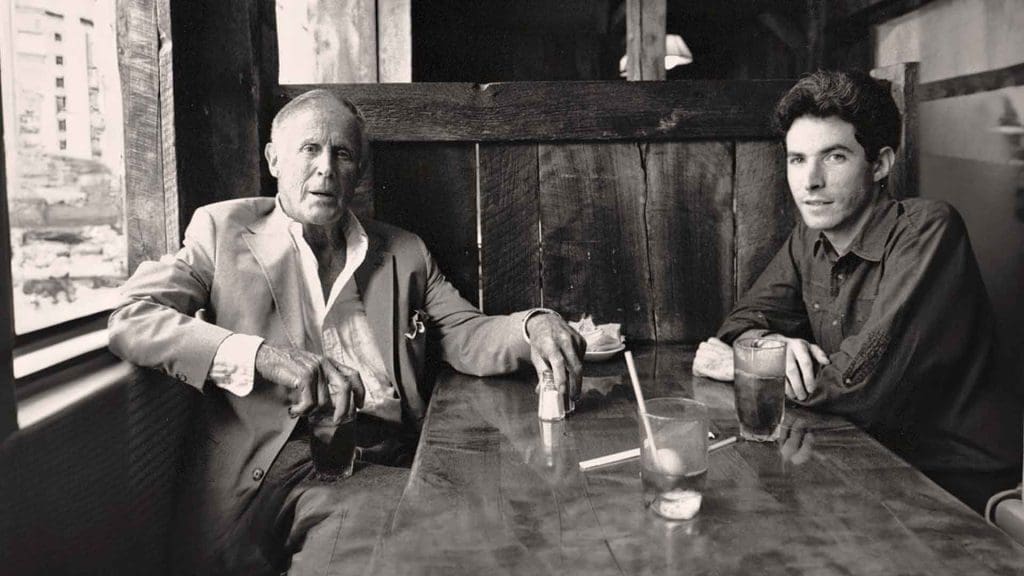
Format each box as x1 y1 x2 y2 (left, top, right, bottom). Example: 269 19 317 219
255 344 365 424
759 334 829 401
525 313 586 400
693 337 734 381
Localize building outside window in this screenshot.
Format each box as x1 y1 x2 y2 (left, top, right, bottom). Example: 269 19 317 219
1 0 126 336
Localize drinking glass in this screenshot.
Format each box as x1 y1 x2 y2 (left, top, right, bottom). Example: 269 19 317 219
309 415 358 480
640 398 709 520
733 338 787 442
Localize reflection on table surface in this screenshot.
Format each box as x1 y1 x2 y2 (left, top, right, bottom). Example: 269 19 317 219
349 346 1024 576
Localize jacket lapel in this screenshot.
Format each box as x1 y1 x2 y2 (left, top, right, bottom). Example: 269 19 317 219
242 221 306 350
355 231 397 388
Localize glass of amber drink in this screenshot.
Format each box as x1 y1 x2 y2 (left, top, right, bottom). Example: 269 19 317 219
733 338 787 442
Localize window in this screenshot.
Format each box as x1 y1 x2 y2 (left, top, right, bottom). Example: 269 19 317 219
2 0 127 345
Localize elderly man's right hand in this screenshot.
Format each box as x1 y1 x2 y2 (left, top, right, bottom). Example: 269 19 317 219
255 344 365 425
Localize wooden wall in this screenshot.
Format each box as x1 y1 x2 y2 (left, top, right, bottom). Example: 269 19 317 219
285 82 798 344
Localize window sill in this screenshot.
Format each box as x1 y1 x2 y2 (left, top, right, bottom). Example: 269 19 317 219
16 358 132 430
13 328 110 379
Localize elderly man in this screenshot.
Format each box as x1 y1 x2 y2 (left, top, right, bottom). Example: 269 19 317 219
108 89 584 575
694 70 1021 513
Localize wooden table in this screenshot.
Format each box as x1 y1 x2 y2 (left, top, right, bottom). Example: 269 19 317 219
352 346 1024 575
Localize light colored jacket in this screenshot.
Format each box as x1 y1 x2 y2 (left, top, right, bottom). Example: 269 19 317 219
108 197 532 573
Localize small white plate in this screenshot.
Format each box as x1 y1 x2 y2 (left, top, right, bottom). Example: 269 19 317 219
585 343 626 362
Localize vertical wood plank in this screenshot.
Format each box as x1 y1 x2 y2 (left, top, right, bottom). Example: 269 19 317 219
120 0 168 268
871 62 919 199
373 144 479 306
626 0 666 81
478 144 541 314
805 0 826 71
156 0 178 251
276 0 378 84
645 142 735 342
171 0 263 234
378 0 412 82
734 141 798 299
0 51 16 439
538 143 655 339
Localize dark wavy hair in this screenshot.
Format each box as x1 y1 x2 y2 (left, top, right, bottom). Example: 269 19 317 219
773 70 901 162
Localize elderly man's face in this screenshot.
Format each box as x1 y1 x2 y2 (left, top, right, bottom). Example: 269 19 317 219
266 101 362 226
785 115 881 240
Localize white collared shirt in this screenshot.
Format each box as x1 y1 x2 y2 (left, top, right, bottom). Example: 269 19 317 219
207 197 368 396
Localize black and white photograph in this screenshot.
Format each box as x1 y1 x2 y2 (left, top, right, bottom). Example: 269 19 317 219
2 1 1023 574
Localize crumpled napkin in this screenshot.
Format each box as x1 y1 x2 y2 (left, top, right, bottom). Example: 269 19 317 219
569 315 625 352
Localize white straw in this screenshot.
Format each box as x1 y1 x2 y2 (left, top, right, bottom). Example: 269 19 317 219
579 435 738 471
624 350 658 451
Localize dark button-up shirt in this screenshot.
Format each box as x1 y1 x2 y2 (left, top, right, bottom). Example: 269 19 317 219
718 197 1021 472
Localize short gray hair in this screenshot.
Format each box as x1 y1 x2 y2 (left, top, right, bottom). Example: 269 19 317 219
270 89 371 178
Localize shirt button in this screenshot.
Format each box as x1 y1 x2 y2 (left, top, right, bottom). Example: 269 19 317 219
812 303 820 310
831 319 839 326
252 468 265 481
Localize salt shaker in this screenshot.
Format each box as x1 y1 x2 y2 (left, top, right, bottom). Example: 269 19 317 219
537 370 565 421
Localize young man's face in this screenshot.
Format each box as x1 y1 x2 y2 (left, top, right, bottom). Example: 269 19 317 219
265 101 363 226
785 115 882 242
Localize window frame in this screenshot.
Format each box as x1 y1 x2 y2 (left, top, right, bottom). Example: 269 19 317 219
0 0 177 437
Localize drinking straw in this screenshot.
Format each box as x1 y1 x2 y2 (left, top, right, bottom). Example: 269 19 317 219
624 351 660 460
578 435 737 471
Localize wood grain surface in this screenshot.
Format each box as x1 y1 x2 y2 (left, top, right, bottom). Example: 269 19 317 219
538 143 654 339
336 346 1024 575
281 81 793 142
373 143 480 305
734 141 798 300
479 143 542 314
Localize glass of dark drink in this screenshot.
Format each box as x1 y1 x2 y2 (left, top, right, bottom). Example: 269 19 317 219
733 338 787 442
309 415 358 480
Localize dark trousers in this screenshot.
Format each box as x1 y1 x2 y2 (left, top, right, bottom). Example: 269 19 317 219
924 467 1021 515
215 419 414 576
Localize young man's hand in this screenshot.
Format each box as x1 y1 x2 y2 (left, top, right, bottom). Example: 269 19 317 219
760 334 830 401
692 337 735 381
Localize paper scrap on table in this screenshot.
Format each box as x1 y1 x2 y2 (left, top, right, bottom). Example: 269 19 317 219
570 315 625 352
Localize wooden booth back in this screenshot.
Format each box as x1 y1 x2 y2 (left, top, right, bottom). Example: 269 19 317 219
284 64 916 343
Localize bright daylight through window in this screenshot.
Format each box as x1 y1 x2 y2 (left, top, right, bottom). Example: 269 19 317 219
1 0 125 335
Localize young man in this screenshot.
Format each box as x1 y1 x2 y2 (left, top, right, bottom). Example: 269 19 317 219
108 90 584 575
694 70 1021 513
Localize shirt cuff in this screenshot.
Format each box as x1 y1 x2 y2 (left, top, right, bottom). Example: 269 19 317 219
522 308 561 344
208 333 264 397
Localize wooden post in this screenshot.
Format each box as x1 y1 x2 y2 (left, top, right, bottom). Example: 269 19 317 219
871 62 919 199
378 0 411 82
0 59 17 440
805 0 826 72
276 0 378 84
625 0 666 81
